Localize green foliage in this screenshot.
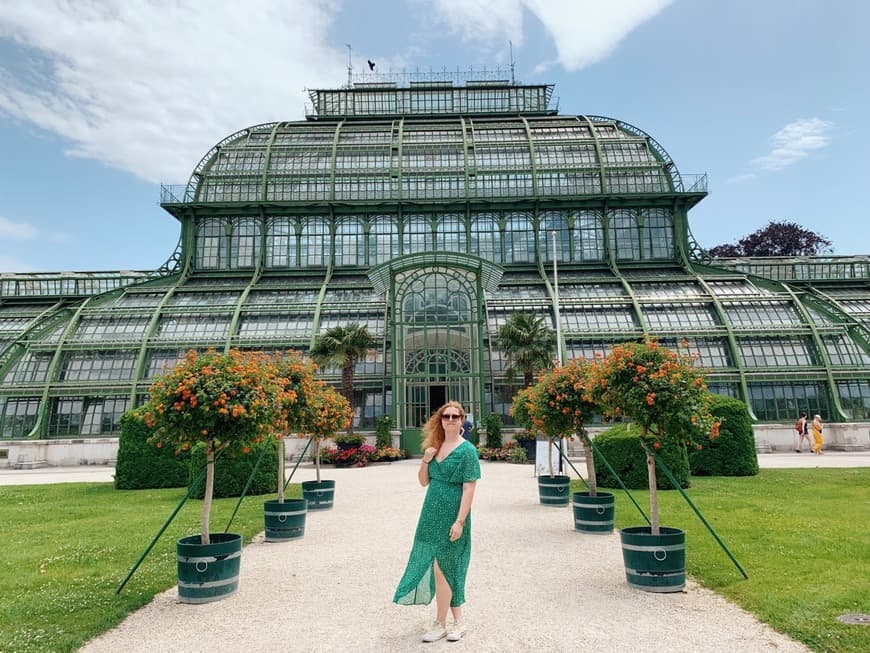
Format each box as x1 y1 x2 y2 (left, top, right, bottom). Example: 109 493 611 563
496 312 556 386
114 410 188 490
333 432 366 446
480 412 503 448
689 395 759 477
507 445 528 464
375 414 393 449
188 439 278 499
592 423 689 490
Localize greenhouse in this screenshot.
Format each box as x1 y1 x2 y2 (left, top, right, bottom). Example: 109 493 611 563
2 69 870 453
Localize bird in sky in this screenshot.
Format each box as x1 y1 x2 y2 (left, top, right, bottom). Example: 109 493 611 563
367 59 376 71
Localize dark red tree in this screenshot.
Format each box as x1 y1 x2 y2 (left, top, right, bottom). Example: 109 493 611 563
709 221 833 257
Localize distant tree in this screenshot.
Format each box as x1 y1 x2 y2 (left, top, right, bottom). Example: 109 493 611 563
310 323 374 432
709 221 833 257
497 312 556 387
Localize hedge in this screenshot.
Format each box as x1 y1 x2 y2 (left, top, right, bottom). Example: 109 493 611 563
188 438 279 499
114 410 189 490
689 394 759 477
592 423 690 490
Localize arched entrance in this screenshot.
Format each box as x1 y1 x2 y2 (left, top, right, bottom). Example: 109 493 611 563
369 253 503 452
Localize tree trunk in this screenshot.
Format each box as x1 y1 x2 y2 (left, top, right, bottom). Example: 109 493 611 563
583 434 598 496
647 451 659 536
342 359 355 434
547 439 554 477
315 438 321 483
201 440 215 545
277 437 286 504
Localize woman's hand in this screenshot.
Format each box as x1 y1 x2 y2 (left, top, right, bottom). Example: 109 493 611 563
422 447 437 463
449 521 464 542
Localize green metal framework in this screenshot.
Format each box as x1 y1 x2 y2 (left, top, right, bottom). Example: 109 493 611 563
2 74 870 440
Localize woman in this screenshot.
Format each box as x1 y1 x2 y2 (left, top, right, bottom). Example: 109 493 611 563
394 401 481 643
811 414 824 454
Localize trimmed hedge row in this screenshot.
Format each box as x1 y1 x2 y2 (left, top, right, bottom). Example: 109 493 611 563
592 423 690 490
114 411 189 490
115 410 280 497
689 394 759 477
188 439 279 499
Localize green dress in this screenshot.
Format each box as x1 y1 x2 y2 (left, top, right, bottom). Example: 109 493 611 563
394 440 481 607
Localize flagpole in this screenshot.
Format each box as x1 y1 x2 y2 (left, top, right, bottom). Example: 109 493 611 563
552 230 563 366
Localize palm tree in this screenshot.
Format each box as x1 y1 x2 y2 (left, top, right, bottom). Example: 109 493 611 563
497 312 556 387
310 323 375 432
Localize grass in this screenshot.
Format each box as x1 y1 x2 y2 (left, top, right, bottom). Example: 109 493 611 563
571 468 870 653
0 482 302 653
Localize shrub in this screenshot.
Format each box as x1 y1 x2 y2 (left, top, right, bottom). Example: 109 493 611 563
333 432 366 447
481 412 503 449
507 445 528 464
114 409 189 490
375 414 393 449
689 394 759 477
593 423 689 490
188 439 278 499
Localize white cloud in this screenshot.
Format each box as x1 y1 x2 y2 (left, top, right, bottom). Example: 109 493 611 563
0 216 38 239
428 0 673 69
724 173 756 185
0 1 346 184
752 118 834 172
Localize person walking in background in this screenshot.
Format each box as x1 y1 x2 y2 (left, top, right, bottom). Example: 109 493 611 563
811 414 824 454
394 401 481 643
794 411 812 453
461 415 474 443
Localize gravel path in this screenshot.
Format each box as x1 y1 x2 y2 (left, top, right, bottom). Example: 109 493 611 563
80 460 811 653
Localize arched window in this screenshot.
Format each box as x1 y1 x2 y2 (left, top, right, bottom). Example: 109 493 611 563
573 210 604 262
402 214 433 255
608 210 640 261
300 216 330 267
539 211 570 263
196 217 229 269
368 215 399 264
470 212 501 263
265 217 297 269
229 218 260 269
503 212 534 263
335 216 365 266
641 209 674 259
436 213 466 252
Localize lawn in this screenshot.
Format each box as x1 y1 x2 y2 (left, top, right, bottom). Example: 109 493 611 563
0 482 301 653
571 467 870 653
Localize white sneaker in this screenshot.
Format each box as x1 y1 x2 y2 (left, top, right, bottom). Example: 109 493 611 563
446 620 466 642
422 620 447 642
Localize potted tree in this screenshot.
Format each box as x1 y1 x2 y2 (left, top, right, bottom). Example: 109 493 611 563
531 360 609 531
587 339 718 591
264 352 319 542
300 380 353 510
510 386 540 462
141 348 286 603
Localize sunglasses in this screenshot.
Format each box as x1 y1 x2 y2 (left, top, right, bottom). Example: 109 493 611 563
441 414 463 421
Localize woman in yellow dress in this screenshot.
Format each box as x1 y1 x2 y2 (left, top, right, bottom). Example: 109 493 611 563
811 414 824 454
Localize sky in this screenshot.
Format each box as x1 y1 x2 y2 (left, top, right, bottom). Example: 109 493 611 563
0 0 867 273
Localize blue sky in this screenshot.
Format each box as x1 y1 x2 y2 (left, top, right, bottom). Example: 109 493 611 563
1 0 867 272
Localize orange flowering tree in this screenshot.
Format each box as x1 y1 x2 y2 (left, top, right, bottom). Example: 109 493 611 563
586 339 719 533
142 349 290 544
271 352 320 503
299 380 353 482
527 360 599 491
